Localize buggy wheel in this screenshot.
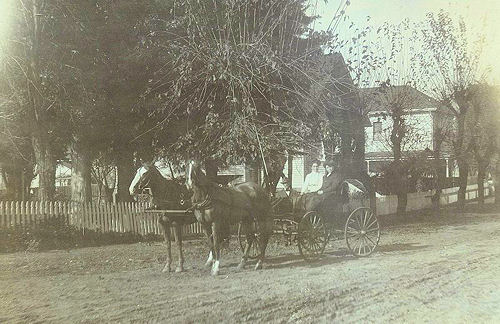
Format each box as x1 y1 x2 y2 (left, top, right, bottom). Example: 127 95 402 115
345 207 380 257
237 222 260 260
297 211 328 260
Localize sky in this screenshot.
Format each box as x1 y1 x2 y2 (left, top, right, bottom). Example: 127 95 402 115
0 0 498 83
312 0 500 84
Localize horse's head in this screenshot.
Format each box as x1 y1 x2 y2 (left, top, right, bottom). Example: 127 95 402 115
129 163 158 196
186 160 208 190
130 163 191 209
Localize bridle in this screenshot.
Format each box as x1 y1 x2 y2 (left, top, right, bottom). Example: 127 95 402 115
137 167 187 207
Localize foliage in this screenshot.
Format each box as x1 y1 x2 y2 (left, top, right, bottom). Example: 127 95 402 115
418 10 486 164
468 85 499 164
418 11 487 209
142 0 346 168
0 217 148 253
0 93 35 198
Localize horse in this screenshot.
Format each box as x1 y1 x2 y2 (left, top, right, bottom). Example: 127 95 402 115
186 160 273 276
129 163 195 273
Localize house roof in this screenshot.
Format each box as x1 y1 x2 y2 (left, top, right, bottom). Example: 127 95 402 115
318 53 360 113
359 85 445 114
312 52 371 126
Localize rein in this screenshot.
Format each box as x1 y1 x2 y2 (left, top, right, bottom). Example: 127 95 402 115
188 190 213 212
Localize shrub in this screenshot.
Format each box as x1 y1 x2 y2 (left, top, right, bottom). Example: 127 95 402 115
0 218 150 253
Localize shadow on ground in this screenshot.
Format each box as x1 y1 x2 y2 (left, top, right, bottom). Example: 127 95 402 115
376 242 429 253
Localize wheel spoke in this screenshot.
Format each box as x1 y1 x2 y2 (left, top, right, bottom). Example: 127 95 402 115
347 219 359 228
355 213 362 228
346 232 360 239
351 234 361 248
365 234 377 246
360 238 371 255
362 210 368 227
366 219 378 230
365 233 379 246
348 217 358 226
357 237 363 255
364 210 373 228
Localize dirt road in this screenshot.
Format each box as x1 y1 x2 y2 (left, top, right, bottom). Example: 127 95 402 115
1 207 500 323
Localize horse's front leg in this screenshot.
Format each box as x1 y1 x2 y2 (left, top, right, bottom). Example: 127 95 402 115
211 222 221 276
173 222 184 272
255 233 268 271
205 250 214 268
160 219 172 273
237 221 251 270
203 225 215 269
255 214 272 271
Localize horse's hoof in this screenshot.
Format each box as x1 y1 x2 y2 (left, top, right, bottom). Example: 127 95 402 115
204 261 213 269
162 265 172 273
211 260 220 276
175 266 184 273
254 261 263 271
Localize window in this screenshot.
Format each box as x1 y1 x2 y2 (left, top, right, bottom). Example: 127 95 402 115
372 121 382 141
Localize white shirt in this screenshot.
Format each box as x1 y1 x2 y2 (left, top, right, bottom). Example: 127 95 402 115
301 171 323 194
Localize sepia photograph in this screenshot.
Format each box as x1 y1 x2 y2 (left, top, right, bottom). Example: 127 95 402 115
0 0 499 322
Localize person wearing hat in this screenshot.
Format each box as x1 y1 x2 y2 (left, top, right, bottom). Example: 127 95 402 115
317 159 342 197
306 159 342 211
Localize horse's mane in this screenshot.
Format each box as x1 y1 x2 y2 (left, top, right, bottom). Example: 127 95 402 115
147 166 188 209
190 164 212 188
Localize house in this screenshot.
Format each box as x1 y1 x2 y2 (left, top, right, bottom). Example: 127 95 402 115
360 85 456 178
198 53 368 192
279 52 369 190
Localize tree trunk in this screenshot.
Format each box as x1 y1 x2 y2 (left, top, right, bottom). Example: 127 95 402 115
397 189 408 217
390 110 407 217
116 152 135 202
33 138 57 201
71 149 92 203
395 161 408 217
477 163 486 206
340 133 353 179
431 156 443 210
1 167 21 200
457 159 468 210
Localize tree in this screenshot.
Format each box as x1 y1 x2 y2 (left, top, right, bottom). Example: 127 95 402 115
90 0 175 202
419 11 485 210
0 0 89 200
468 84 499 206
0 98 34 200
353 20 429 217
142 0 348 190
430 112 454 209
361 82 430 216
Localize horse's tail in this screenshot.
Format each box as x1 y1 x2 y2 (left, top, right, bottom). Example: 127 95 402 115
254 184 274 236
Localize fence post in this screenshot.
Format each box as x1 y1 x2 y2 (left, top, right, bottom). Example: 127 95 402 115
9 201 15 227
115 203 122 232
0 201 3 228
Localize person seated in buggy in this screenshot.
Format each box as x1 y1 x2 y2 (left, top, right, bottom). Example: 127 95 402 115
298 159 343 215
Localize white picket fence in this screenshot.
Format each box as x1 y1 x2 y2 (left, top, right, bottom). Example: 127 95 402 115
0 182 493 235
376 182 492 216
0 201 204 236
